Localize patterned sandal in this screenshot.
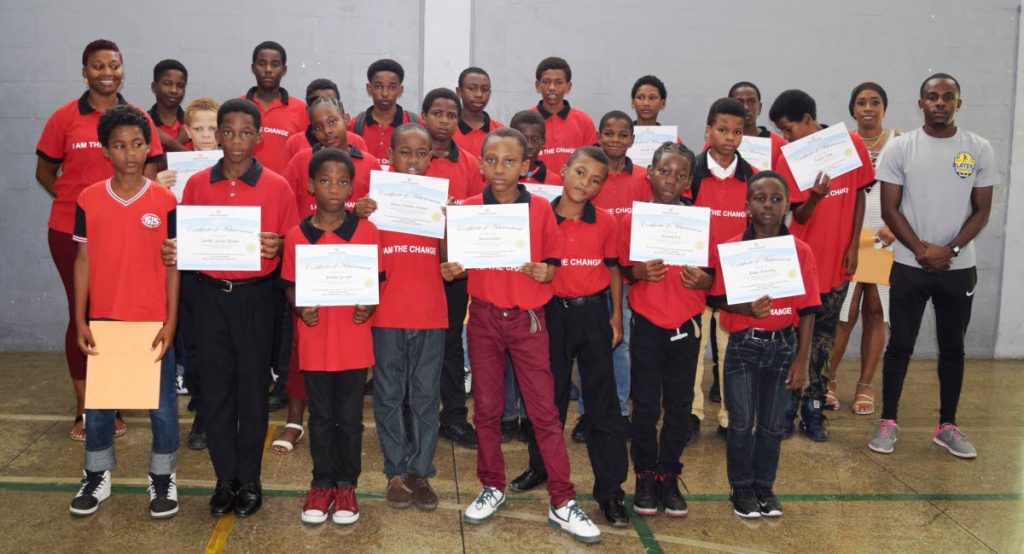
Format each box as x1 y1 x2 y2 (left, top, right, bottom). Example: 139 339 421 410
852 383 875 415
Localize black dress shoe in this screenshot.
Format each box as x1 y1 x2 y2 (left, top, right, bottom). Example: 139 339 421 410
509 468 547 492
234 482 262 517
439 421 478 449
686 414 701 446
187 418 207 451
600 498 630 527
570 416 587 444
267 383 288 412
209 480 237 516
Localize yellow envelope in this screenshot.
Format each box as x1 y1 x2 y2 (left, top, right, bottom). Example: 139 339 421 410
853 229 894 285
85 321 164 410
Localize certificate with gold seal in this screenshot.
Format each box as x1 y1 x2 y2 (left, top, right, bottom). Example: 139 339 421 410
446 203 530 269
629 201 711 267
717 235 805 305
176 205 261 271
368 170 449 238
295 244 380 307
780 122 863 191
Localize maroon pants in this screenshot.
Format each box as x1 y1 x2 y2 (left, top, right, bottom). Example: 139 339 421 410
48 229 87 380
467 299 575 507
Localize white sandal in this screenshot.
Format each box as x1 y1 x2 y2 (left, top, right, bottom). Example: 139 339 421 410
271 423 305 454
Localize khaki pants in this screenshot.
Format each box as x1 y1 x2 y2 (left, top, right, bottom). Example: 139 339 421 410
691 307 729 428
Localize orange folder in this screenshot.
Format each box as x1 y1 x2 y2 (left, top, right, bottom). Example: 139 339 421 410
84 321 164 410
852 229 894 286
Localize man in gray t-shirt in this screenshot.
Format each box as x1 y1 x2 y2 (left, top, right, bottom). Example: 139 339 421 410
868 73 997 460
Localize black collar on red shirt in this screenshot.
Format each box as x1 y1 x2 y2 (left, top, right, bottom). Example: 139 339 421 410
536 100 571 120
741 221 790 241
312 143 366 159
77 92 127 115
551 197 597 224
632 120 662 126
483 183 530 205
210 159 264 186
148 104 185 126
432 141 460 162
304 127 317 147
526 160 549 183
620 157 635 174
299 212 359 243
458 111 493 134
364 105 406 127
757 126 771 139
245 87 291 105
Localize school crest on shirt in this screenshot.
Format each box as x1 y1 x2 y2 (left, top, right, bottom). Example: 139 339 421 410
953 151 976 179
141 213 161 229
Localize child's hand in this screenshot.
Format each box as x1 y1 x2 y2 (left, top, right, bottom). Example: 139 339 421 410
786 355 808 391
843 242 859 276
521 262 554 283
680 266 712 289
749 295 772 319
440 262 465 282
297 306 319 327
635 259 667 282
76 322 97 356
151 324 174 362
259 232 282 259
354 197 377 218
809 171 831 199
610 313 623 349
161 239 177 267
876 226 895 247
353 304 376 324
156 169 177 188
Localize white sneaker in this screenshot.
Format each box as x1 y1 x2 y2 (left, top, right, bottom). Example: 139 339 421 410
70 470 111 516
548 499 602 544
464 367 472 394
148 472 179 518
175 375 188 395
463 486 504 523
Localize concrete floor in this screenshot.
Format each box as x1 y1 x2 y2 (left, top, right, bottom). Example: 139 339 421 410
0 353 1021 553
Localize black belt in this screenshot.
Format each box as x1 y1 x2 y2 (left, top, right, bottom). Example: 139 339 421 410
194 272 272 293
552 291 604 308
743 326 795 341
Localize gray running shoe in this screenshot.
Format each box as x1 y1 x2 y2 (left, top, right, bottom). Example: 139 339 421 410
933 423 977 459
868 419 899 454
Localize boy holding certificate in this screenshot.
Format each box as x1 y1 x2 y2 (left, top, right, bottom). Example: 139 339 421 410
530 57 598 172
769 89 874 442
280 148 380 525
707 170 822 518
70 106 180 518
511 110 561 185
441 128 601 544
618 142 710 518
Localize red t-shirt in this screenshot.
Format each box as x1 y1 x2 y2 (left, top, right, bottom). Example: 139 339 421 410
243 87 309 176
453 112 504 159
36 93 165 233
374 230 447 329
463 185 565 310
348 105 417 168
530 101 597 173
181 159 299 280
283 128 369 162
73 179 176 322
281 215 381 371
693 151 757 249
709 226 822 332
551 200 618 298
591 157 652 221
427 144 485 203
776 130 875 291
520 160 562 185
283 145 381 217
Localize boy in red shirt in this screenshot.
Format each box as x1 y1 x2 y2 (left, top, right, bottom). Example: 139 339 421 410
530 57 597 172
350 59 419 167
245 41 309 175
283 78 368 161
729 81 787 171
148 59 189 153
769 89 874 441
511 110 562 185
69 106 179 519
454 67 504 156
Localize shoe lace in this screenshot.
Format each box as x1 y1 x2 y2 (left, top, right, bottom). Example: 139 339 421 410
943 424 966 441
81 472 104 496
879 419 896 438
149 474 171 499
388 476 412 494
566 502 592 523
474 487 499 508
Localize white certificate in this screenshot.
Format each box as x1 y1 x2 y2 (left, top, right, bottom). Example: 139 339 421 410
176 205 261 271
295 244 379 307
446 203 530 269
717 235 806 305
167 150 223 202
627 125 678 168
738 136 772 171
780 122 863 191
367 170 449 238
629 201 711 266
522 183 562 203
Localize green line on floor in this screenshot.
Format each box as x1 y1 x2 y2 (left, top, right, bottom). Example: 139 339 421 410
627 498 664 554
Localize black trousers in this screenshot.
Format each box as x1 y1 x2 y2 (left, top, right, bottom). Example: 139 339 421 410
882 263 977 424
269 273 294 386
439 279 469 425
630 312 700 475
526 296 627 502
192 277 274 484
304 369 367 488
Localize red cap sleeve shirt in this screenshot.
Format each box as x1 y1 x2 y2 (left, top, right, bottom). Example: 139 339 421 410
283 146 380 217
693 152 758 250
709 226 823 332
520 160 563 185
348 105 416 168
591 157 652 221
453 112 504 159
776 130 875 291
280 215 381 372
243 88 309 176
427 145 484 203
72 179 176 322
618 210 707 329
180 159 299 280
373 229 447 329
530 101 598 173
36 93 166 234
551 200 619 298
463 185 565 310
284 129 370 162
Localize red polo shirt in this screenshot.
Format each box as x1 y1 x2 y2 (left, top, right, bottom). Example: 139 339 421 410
72 179 176 322
591 157 652 221
281 215 381 371
702 127 786 171
374 229 447 329
283 145 381 217
463 184 565 310
36 93 165 233
181 159 299 280
709 224 822 332
148 104 185 138
777 129 875 291
243 87 309 175
692 151 757 249
453 112 504 158
348 104 417 167
427 143 484 203
551 199 618 298
530 101 597 172
521 160 562 185
283 128 369 162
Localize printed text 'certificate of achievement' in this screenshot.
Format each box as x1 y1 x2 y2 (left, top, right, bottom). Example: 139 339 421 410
166 150 223 202
628 126 678 168
176 205 261 271
717 235 805 305
522 183 562 203
446 203 530 269
368 170 449 238
780 122 863 191
295 244 379 307
629 202 711 267
737 136 771 171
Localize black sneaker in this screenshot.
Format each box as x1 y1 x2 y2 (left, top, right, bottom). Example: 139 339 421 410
709 366 722 403
659 474 688 517
686 414 700 446
439 421 478 449
755 485 783 517
730 487 761 519
799 398 828 442
570 416 587 444
631 472 659 516
148 473 179 519
267 382 288 412
69 469 111 517
187 417 207 451
500 420 519 444
716 425 728 440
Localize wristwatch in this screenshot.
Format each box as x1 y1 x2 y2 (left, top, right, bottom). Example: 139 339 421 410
950 244 961 257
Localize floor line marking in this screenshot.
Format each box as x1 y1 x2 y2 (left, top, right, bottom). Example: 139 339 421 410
627 498 665 553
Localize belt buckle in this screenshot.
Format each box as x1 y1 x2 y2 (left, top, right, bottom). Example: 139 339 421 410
219 279 234 293
561 297 571 308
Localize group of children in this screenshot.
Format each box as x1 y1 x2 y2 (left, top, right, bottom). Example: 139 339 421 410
46 37 949 543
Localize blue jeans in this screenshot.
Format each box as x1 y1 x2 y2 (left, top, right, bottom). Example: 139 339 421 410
724 329 796 488
85 347 179 475
372 328 445 478
579 285 631 416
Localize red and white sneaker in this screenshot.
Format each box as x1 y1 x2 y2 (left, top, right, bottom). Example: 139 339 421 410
333 486 360 525
301 487 335 524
